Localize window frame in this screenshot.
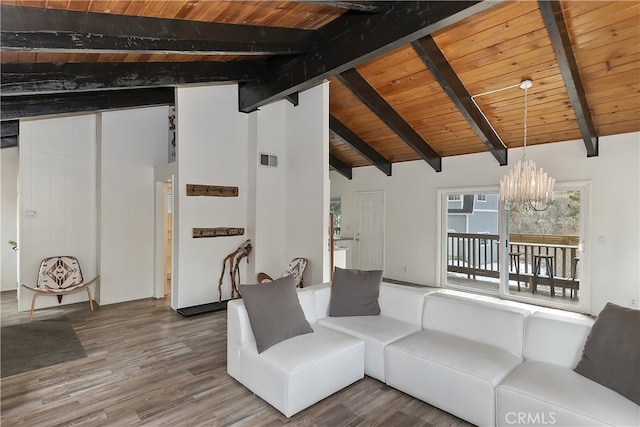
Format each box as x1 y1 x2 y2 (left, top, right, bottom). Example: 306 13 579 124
437 181 591 314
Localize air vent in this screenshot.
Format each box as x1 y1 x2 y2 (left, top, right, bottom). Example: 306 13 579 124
260 153 278 167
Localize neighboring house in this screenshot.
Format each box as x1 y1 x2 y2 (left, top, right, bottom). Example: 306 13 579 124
447 194 498 235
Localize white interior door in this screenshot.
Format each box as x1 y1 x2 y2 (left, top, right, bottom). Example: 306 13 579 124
355 191 385 271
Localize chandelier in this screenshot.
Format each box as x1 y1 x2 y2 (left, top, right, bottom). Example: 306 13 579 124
499 80 555 211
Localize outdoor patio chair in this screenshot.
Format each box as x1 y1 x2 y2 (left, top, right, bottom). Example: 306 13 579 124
21 256 99 321
257 257 308 288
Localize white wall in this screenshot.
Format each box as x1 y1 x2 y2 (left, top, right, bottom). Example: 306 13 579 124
174 83 330 308
1 146 19 291
285 84 330 284
253 101 287 279
99 106 169 305
18 115 98 311
250 83 331 286
331 132 640 315
175 84 249 308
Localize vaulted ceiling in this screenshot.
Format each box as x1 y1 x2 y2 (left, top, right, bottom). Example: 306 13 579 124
1 1 639 178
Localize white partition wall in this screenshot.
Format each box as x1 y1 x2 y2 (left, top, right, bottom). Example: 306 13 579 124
250 83 330 287
99 106 169 305
175 82 330 308
175 84 249 308
18 115 98 311
285 83 330 284
253 101 287 280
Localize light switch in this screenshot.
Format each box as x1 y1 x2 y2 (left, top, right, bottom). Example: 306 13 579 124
24 210 37 219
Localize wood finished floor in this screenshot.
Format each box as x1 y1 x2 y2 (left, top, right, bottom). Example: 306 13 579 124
0 291 471 427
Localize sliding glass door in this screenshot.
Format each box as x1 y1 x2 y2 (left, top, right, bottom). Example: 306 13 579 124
439 182 590 313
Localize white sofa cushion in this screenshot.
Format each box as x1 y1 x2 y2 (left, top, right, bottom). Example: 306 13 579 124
422 292 530 358
318 315 421 381
386 329 522 427
378 282 433 325
523 311 593 367
496 361 640 427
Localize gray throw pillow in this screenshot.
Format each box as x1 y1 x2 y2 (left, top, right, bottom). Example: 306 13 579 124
574 302 640 405
329 267 383 317
239 275 313 354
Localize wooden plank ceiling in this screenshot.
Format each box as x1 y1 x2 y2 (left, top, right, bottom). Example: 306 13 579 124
1 0 638 176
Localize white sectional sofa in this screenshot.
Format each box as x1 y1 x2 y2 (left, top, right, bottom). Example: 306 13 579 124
227 282 640 425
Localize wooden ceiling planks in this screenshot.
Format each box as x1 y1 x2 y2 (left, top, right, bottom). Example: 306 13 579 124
7 0 346 29
561 0 640 137
329 77 418 164
432 1 582 149
356 45 488 158
1 1 638 169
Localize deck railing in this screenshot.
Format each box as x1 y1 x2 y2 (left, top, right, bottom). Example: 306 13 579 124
447 232 579 291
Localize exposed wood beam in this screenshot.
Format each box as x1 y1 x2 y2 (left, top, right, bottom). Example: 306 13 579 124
1 88 174 121
1 136 18 149
329 154 353 179
1 61 265 95
295 1 393 13
411 36 507 166
1 120 19 137
337 68 442 172
330 114 391 176
539 0 598 157
285 92 299 107
238 1 495 112
0 5 312 56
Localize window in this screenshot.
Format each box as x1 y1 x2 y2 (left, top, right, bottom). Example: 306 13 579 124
439 189 500 295
438 183 590 314
330 197 341 237
477 194 487 202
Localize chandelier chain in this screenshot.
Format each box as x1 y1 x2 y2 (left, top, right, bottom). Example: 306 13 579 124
499 79 555 212
523 83 528 158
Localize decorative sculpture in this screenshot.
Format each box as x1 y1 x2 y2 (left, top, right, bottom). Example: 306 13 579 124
218 239 252 301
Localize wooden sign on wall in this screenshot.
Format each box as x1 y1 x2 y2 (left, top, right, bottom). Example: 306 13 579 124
192 227 244 238
187 184 238 197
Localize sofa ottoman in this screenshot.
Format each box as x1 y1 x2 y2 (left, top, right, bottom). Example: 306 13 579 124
227 289 365 418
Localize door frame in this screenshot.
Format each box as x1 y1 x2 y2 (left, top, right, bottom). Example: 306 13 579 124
354 190 386 271
154 173 175 307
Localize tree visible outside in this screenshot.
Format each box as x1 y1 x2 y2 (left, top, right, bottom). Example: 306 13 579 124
330 199 341 236
509 191 580 236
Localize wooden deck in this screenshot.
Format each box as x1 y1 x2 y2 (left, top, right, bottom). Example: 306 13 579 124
447 275 580 307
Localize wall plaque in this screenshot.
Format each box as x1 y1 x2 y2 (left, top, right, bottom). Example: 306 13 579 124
187 184 238 197
192 227 244 238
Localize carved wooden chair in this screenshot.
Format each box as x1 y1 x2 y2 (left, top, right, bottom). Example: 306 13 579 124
21 256 99 321
257 257 308 288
